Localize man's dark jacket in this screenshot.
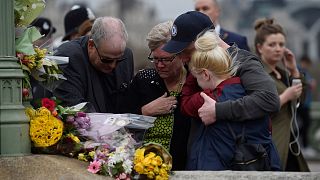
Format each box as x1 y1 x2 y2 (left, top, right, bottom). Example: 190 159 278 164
220 28 250 51
53 36 134 113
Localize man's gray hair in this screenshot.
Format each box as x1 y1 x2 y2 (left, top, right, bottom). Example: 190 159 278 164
91 17 128 47
146 20 173 51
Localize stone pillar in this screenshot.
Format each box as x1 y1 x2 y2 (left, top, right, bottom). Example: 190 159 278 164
0 0 31 156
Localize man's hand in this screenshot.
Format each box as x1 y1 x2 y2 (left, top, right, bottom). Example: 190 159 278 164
198 92 216 125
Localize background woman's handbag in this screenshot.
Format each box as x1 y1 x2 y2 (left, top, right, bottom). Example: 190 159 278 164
228 123 271 171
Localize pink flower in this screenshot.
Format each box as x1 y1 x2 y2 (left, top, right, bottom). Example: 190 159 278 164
118 173 128 179
87 160 101 174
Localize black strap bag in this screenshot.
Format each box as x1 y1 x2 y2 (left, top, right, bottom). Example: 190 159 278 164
227 123 271 171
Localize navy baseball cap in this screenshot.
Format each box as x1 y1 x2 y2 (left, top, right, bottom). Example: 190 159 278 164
63 5 95 41
162 11 214 54
31 17 56 37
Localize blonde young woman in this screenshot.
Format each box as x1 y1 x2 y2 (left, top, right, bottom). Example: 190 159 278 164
186 30 280 170
254 18 309 171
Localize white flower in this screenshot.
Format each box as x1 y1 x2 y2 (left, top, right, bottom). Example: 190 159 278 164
107 157 116 167
122 159 133 174
32 3 37 9
22 6 28 11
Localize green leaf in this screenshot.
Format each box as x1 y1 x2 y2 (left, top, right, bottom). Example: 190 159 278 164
21 64 31 74
14 0 46 27
16 27 42 55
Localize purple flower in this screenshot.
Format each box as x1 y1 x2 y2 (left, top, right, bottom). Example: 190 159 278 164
66 116 75 123
82 123 90 130
76 112 86 117
77 129 87 136
72 121 80 129
96 150 107 160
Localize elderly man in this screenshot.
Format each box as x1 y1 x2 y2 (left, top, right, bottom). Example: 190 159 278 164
53 17 134 113
195 0 250 51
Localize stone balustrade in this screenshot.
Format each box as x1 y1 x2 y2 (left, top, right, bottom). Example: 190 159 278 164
1 155 320 180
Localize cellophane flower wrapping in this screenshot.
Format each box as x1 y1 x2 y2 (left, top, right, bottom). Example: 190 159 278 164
81 113 156 179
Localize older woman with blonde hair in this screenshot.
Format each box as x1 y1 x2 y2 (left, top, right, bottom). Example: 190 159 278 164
124 21 191 170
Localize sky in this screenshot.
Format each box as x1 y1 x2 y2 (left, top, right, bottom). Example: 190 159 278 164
144 0 195 21
59 0 195 21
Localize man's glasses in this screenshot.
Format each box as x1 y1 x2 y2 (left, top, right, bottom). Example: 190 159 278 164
148 51 177 65
93 42 126 64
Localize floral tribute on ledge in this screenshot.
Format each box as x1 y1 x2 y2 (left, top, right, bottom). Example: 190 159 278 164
25 97 172 179
14 0 68 101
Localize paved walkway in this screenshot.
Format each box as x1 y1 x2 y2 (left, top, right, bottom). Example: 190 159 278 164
308 160 320 172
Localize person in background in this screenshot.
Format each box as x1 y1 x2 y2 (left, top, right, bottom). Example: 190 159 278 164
194 0 250 51
162 11 279 130
297 55 317 157
31 17 56 50
254 18 309 171
53 17 134 113
124 21 191 170
186 30 280 170
53 5 96 49
62 5 96 41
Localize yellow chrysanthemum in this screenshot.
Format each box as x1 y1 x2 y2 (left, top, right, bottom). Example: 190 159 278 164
88 151 95 159
134 143 172 180
29 109 63 147
151 155 162 166
134 162 144 174
147 171 155 179
134 148 145 163
25 107 35 119
145 152 156 158
142 156 152 166
67 133 80 143
78 153 87 161
36 107 51 116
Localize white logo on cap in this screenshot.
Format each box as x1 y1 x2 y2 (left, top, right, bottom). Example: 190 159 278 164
43 22 49 30
172 25 177 37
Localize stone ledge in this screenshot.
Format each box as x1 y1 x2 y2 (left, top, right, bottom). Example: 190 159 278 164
0 155 111 180
0 155 320 180
171 171 320 180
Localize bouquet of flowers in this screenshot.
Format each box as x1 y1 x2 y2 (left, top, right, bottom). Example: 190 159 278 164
26 97 162 179
78 128 136 179
26 106 63 147
25 98 90 156
16 34 67 100
14 0 68 100
133 143 172 180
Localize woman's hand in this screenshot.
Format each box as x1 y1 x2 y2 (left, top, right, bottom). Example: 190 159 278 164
141 93 177 116
283 48 300 78
279 83 303 106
